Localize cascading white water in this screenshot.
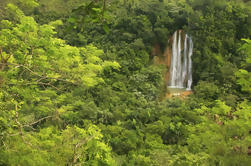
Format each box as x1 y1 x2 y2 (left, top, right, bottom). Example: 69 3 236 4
181 34 188 87
186 37 193 90
168 30 193 90
170 31 177 87
177 31 182 87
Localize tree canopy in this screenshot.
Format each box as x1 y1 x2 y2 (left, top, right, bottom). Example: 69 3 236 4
0 0 250 165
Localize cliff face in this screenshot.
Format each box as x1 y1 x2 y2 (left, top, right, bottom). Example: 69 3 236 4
152 39 172 86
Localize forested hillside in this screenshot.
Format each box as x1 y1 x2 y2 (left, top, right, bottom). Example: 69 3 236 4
0 0 250 165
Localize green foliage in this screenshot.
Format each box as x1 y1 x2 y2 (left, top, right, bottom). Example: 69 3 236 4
236 69 251 94
188 0 250 87
2 124 115 165
185 100 251 166
235 39 251 95
193 81 220 102
0 3 118 165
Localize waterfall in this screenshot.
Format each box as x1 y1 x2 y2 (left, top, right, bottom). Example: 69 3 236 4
181 34 188 87
168 30 193 90
169 31 177 87
186 37 193 90
177 31 182 87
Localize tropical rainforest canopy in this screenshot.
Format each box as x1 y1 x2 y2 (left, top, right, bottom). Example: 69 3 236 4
0 0 250 165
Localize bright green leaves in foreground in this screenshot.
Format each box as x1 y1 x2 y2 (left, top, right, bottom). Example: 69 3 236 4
2 123 115 165
0 12 119 89
0 4 119 165
235 39 251 94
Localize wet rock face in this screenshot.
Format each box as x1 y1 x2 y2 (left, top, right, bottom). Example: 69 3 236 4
152 39 172 86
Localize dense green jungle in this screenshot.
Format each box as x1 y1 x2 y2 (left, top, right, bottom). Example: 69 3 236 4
0 0 250 165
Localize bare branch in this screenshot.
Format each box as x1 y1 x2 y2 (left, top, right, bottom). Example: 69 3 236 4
23 115 55 127
0 62 79 86
14 103 33 147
